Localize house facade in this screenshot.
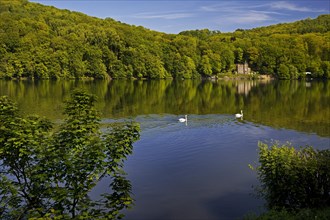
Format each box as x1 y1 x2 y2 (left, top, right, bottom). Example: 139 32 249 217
236 62 251 74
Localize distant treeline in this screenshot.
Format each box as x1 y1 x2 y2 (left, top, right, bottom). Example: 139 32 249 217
0 0 329 79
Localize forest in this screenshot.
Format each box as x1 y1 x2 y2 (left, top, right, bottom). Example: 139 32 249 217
0 0 329 80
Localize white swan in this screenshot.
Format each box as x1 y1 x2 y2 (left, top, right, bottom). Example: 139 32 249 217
179 115 187 122
235 110 243 118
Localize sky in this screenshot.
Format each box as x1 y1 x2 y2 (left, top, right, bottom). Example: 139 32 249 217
29 0 330 33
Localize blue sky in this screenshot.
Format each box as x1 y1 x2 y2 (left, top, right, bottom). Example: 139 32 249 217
30 0 329 33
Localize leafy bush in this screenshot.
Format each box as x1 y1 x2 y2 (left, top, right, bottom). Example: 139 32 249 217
0 90 140 219
250 142 330 210
245 207 330 220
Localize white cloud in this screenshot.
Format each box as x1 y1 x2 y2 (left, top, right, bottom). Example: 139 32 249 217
201 0 327 29
201 1 326 14
200 2 269 13
132 12 194 20
270 1 326 12
200 2 275 25
200 5 220 12
223 11 272 24
271 1 307 12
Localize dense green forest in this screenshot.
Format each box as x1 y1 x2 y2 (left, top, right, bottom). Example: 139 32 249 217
0 0 329 79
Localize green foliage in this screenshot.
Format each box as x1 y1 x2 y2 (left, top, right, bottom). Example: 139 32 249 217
199 55 213 76
251 142 330 211
0 90 140 219
277 64 290 79
245 207 330 220
0 0 329 79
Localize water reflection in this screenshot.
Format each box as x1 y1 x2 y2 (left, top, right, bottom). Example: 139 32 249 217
1 80 329 219
122 114 329 219
236 80 258 95
0 79 329 136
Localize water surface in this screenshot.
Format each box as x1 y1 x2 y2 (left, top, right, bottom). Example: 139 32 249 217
1 79 329 219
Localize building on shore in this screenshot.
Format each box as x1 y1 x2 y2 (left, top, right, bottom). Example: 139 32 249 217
236 62 251 74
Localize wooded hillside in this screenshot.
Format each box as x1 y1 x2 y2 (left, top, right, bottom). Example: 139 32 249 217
0 0 329 79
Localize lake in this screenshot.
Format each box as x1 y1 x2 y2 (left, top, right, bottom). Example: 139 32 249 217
0 79 329 219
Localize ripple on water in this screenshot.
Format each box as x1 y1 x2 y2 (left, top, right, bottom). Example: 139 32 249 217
99 113 329 220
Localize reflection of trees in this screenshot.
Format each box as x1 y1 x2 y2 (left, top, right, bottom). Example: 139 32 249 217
104 79 240 116
0 91 139 219
246 80 330 136
0 79 329 136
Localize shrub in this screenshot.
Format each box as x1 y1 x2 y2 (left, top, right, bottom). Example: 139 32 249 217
251 142 330 210
245 207 330 220
0 90 140 219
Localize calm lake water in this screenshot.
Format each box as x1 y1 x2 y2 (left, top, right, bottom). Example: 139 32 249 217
1 79 329 219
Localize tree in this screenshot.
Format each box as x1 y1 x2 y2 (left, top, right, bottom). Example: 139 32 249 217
174 55 197 79
220 48 235 72
288 64 299 79
246 47 259 67
199 55 212 76
0 90 140 219
234 47 244 63
320 61 330 78
277 64 290 79
250 142 330 210
0 0 329 79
